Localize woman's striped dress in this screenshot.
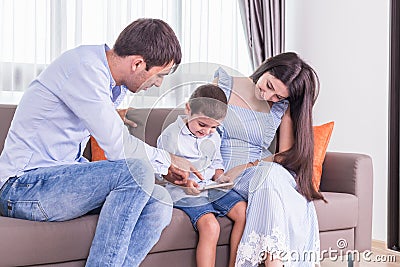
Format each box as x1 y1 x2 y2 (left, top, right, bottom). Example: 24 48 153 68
215 68 320 267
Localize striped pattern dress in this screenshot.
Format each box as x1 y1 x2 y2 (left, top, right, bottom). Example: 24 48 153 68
215 68 320 267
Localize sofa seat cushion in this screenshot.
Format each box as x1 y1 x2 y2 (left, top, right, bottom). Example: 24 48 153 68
149 208 232 253
0 214 98 266
314 192 358 231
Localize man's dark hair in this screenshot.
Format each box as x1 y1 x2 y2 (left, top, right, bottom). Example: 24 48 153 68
188 84 228 120
113 18 182 71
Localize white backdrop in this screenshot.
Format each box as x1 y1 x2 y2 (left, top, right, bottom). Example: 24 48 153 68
286 0 390 242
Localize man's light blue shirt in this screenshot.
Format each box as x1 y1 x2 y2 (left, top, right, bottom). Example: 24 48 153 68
0 44 170 187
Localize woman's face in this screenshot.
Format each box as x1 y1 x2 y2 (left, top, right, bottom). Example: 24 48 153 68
254 72 289 103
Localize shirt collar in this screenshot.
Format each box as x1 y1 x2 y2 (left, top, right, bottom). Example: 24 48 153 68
104 44 128 107
104 44 116 88
177 115 197 137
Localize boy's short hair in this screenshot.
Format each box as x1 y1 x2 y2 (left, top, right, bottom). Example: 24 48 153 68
188 84 228 120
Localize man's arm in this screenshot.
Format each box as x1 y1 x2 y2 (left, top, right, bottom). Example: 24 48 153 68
156 126 203 184
54 63 188 181
117 108 137 128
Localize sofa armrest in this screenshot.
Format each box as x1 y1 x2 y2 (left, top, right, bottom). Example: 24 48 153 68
320 152 373 196
319 151 373 252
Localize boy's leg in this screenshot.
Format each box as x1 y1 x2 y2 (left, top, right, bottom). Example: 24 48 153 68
0 158 160 266
226 201 247 267
175 201 220 267
211 190 247 267
196 213 220 267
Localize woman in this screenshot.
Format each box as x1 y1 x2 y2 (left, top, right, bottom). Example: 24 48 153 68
213 52 324 267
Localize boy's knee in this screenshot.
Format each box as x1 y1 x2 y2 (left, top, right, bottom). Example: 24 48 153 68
197 214 220 236
229 201 247 223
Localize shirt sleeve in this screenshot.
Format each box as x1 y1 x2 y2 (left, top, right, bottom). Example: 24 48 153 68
54 61 171 174
157 128 178 155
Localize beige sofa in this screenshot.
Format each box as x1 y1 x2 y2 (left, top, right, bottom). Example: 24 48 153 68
0 105 373 267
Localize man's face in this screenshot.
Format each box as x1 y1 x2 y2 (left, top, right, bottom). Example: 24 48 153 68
125 61 175 93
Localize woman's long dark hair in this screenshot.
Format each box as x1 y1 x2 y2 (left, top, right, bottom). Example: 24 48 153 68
250 52 325 202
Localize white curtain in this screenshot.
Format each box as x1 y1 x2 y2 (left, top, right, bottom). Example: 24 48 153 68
0 0 252 107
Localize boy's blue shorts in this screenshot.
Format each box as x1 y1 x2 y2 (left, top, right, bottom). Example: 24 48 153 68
174 189 245 231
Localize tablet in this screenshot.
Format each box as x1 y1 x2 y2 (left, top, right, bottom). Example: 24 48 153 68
199 182 234 191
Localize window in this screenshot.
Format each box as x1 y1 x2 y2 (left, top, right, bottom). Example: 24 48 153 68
0 0 252 107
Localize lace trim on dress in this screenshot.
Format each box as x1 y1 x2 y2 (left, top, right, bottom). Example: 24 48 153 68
236 229 289 267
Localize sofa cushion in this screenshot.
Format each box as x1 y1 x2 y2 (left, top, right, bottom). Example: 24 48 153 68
0 214 97 266
127 108 185 147
314 192 358 231
90 108 185 161
149 208 233 253
0 104 16 153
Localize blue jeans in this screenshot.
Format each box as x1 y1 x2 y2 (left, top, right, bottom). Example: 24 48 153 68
0 159 173 267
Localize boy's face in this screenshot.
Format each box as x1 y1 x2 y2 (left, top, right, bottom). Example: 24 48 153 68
186 114 222 138
185 103 223 138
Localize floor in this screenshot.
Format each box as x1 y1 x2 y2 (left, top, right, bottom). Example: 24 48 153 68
320 240 400 267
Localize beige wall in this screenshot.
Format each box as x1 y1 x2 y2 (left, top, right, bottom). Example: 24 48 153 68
285 0 390 241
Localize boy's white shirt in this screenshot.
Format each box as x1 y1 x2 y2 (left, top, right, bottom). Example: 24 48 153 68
157 115 224 202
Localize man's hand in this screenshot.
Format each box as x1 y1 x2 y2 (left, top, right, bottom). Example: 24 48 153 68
183 180 201 195
117 108 137 128
163 154 203 185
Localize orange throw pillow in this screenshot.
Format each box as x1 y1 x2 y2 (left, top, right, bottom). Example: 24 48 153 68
90 136 107 161
313 121 334 191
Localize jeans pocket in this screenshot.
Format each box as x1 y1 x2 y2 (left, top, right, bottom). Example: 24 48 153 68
7 200 49 222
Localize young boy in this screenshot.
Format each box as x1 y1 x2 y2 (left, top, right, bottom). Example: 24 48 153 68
157 84 246 267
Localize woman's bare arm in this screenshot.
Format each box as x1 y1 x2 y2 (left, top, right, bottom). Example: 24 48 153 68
277 105 294 152
259 105 293 163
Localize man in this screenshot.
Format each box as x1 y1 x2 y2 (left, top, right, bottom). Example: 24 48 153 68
0 18 201 266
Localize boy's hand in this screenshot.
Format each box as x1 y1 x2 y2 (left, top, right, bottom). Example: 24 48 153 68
183 180 201 195
117 108 137 128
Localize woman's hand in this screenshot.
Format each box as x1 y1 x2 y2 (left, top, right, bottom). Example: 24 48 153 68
221 159 261 183
261 154 275 162
116 108 137 128
214 174 234 189
223 164 247 182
